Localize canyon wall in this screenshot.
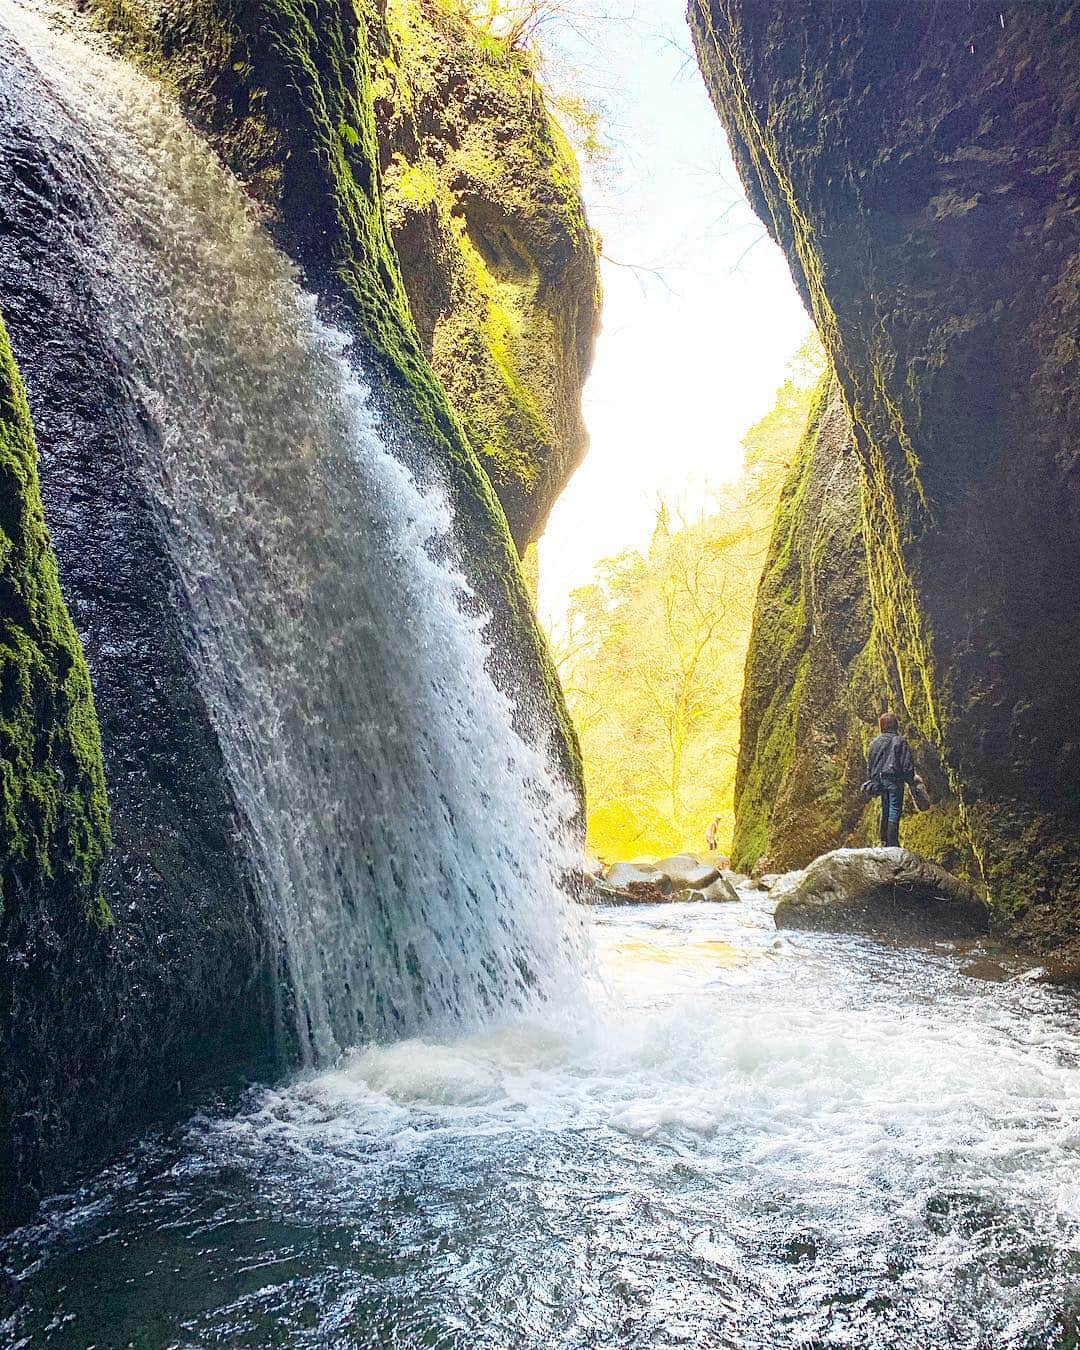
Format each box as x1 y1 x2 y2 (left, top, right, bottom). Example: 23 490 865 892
374 0 600 550
691 0 1080 952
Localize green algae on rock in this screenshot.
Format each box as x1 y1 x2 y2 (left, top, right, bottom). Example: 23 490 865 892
374 0 600 549
691 0 1080 946
0 311 109 918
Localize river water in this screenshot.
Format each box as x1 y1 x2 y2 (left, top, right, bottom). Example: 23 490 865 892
3 890 1079 1348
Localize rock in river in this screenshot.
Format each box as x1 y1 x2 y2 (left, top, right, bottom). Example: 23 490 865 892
691 876 740 904
774 848 990 940
654 855 721 889
599 862 674 904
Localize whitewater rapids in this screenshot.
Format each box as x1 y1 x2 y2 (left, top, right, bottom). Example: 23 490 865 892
4 889 1079 1347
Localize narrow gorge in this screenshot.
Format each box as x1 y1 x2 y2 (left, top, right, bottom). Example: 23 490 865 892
1 1 1078 1345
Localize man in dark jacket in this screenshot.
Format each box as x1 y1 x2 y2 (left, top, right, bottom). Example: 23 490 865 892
866 713 916 848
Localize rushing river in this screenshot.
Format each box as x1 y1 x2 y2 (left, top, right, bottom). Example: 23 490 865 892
3 889 1079 1348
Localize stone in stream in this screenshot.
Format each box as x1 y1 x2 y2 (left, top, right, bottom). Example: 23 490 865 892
599 862 674 904
774 848 990 940
653 854 721 889
690 876 740 903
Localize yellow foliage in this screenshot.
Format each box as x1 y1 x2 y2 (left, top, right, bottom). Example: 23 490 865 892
548 335 824 861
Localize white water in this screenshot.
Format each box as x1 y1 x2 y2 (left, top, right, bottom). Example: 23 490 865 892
4 893 1079 1347
0 0 583 1061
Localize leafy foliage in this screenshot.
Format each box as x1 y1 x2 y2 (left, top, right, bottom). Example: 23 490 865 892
550 336 823 859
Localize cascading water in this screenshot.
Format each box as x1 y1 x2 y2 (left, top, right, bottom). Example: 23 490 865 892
0 0 582 1063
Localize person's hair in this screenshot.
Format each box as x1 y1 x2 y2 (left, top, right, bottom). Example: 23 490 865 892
879 712 899 733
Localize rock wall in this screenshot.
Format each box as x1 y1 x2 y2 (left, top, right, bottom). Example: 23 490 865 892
0 0 594 1223
691 0 1080 951
731 376 874 873
374 0 600 550
0 36 282 1222
732 373 976 878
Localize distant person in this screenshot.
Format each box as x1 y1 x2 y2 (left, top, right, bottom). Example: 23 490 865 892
706 817 722 853
865 712 916 848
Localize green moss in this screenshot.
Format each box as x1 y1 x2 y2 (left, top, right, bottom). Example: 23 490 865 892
732 378 830 869
0 312 111 918
375 0 599 548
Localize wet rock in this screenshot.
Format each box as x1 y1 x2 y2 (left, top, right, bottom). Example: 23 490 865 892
775 848 990 939
599 863 674 905
690 876 739 904
654 855 721 889
691 0 1080 930
1033 951 1080 987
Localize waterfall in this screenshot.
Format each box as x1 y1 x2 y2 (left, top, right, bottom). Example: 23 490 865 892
0 0 582 1063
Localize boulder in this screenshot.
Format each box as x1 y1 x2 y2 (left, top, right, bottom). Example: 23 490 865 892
653 854 721 889
599 862 674 905
690 876 740 903
774 848 990 939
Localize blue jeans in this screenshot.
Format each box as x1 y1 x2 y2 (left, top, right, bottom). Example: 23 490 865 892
880 778 903 846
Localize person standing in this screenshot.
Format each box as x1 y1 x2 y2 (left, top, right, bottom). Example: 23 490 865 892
865 713 916 847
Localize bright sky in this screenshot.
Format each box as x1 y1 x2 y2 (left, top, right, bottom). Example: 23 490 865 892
535 0 811 622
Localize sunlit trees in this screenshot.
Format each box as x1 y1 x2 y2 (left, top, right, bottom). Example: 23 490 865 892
548 336 825 860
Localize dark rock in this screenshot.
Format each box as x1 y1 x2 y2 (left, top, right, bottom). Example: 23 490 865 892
0 47 280 1227
653 854 721 889
775 848 991 939
690 1 1080 940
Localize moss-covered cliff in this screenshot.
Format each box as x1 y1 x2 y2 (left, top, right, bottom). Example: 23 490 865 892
732 375 874 872
732 372 977 878
374 0 600 550
691 0 1080 953
0 312 109 917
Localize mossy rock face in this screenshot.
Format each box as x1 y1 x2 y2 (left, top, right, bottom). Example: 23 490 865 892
732 374 973 879
692 0 1080 945
375 0 600 550
0 313 109 918
732 376 878 873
